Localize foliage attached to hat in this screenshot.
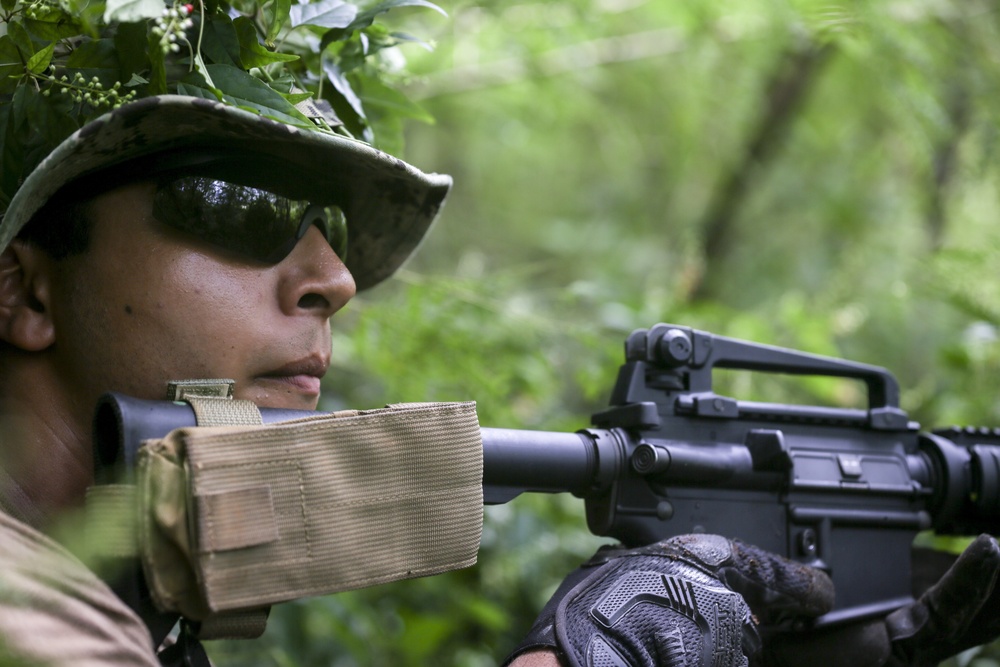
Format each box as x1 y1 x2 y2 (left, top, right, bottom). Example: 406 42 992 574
0 0 444 211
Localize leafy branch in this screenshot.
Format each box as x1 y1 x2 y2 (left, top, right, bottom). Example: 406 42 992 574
0 0 445 211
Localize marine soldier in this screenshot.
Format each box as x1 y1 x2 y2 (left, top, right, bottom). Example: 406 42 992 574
2 3 999 666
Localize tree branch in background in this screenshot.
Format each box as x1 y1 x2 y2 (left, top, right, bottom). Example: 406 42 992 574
690 42 834 302
926 80 970 251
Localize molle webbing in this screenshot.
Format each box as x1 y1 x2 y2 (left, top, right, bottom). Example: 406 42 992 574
185 397 262 428
138 401 483 617
160 390 269 639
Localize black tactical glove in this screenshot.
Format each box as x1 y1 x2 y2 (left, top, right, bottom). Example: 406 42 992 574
764 534 1000 667
503 534 834 667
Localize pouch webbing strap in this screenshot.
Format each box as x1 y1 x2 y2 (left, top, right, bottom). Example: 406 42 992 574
186 397 262 427
180 392 267 641
192 608 269 640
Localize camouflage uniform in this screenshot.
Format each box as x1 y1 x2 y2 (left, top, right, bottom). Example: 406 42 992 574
0 507 157 666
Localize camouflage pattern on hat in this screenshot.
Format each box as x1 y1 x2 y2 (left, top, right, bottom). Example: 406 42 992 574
1 96 451 290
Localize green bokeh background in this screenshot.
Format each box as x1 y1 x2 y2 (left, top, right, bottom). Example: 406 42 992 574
209 2 1000 665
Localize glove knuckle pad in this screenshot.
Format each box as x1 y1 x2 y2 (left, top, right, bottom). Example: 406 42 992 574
557 558 754 667
666 534 734 571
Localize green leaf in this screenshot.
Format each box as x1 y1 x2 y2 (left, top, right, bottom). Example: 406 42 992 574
368 106 401 154
1 0 16 12
318 0 441 49
322 57 365 120
388 31 432 51
24 85 78 146
289 0 357 29
11 81 31 135
104 0 166 23
176 81 221 100
0 101 18 206
204 63 313 128
6 20 34 61
348 0 444 31
65 38 118 69
11 82 78 175
24 8 84 41
263 0 291 45
201 14 242 67
176 70 222 100
281 89 313 105
69 0 106 37
234 17 298 69
0 37 23 91
26 42 54 75
267 72 297 94
331 37 366 72
147 28 167 94
191 51 216 88
115 21 150 82
355 73 432 123
125 73 149 86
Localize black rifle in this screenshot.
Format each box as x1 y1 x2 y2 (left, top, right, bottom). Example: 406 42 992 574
95 323 1000 633
478 323 999 628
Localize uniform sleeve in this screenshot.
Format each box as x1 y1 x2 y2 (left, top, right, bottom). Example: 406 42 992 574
0 511 159 667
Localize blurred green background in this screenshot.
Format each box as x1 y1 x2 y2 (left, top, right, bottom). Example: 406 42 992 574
209 1 1000 665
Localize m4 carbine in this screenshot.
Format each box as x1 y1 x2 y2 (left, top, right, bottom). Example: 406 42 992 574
95 323 999 631
480 323 999 627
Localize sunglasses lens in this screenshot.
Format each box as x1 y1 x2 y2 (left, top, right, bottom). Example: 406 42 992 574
152 177 347 263
299 204 348 261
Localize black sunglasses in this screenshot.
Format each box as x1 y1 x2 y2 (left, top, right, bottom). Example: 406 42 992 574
151 176 348 264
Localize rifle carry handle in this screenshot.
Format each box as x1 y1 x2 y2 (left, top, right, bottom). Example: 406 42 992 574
608 324 910 431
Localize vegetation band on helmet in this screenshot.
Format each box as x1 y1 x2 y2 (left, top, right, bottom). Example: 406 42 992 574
0 0 450 288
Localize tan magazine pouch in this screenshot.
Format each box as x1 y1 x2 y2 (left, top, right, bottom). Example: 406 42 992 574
136 400 483 623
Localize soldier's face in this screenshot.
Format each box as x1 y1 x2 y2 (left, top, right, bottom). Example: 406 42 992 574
46 181 357 415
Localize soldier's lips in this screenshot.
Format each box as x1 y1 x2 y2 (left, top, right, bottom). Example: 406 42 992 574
256 357 328 396
258 374 322 395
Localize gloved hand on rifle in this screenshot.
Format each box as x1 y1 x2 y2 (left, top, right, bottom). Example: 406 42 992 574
502 533 834 667
503 533 1000 667
765 533 1000 667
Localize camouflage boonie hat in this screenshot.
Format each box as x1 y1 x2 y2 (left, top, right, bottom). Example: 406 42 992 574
0 95 452 290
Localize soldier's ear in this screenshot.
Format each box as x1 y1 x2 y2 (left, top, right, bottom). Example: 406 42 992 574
0 241 56 351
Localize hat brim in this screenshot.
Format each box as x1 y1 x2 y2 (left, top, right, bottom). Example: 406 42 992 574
0 95 452 290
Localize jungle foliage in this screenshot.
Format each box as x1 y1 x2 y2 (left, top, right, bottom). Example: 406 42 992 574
0 0 445 210
206 1 1000 665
